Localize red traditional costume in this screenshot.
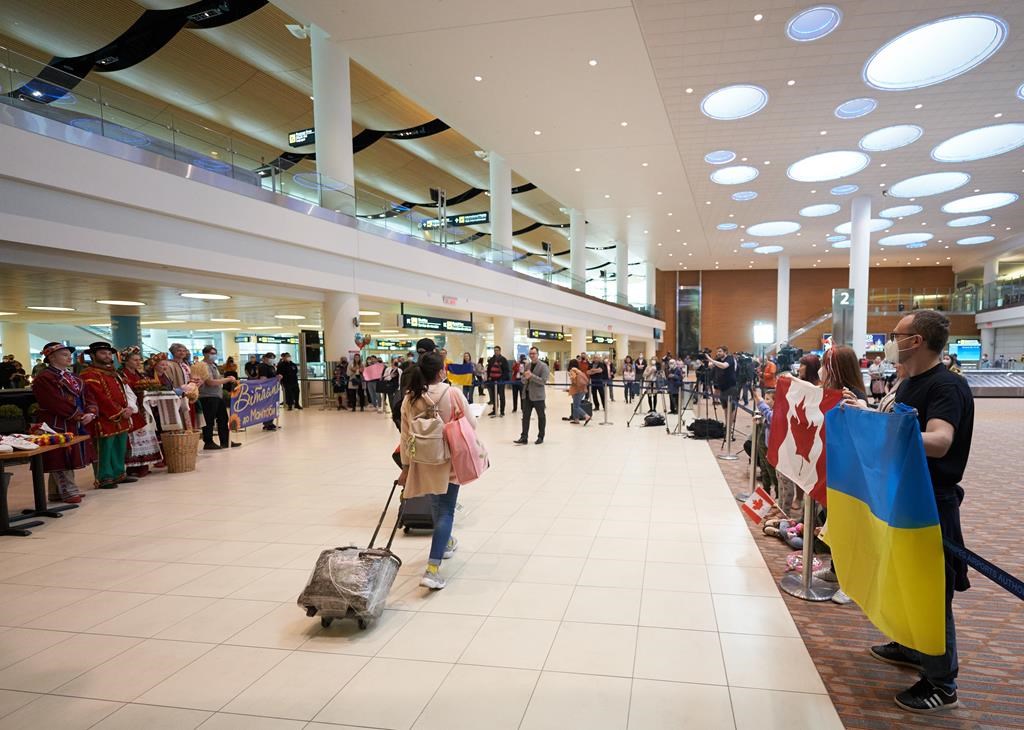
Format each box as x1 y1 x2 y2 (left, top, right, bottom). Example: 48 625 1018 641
81 343 132 488
120 348 163 476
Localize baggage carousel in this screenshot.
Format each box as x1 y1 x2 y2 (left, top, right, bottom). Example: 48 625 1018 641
961 370 1024 398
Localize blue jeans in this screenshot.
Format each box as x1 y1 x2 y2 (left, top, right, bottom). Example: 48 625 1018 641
366 381 379 408
571 392 588 420
462 385 474 404
428 483 460 565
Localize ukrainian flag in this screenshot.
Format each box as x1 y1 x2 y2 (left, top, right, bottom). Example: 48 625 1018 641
824 404 946 656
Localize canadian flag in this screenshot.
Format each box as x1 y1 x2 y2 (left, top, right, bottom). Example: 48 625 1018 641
741 486 776 525
766 376 844 505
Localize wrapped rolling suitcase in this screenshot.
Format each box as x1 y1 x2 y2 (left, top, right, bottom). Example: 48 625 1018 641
298 481 404 629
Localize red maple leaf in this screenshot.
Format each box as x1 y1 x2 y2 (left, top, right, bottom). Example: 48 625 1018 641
789 398 818 463
752 498 764 511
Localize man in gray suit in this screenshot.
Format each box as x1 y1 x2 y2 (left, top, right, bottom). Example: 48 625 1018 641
514 346 550 445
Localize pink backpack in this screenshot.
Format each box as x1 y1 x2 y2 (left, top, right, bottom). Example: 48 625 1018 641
445 395 489 485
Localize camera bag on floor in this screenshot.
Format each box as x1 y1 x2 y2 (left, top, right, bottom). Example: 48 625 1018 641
643 410 666 427
298 480 405 630
688 418 726 439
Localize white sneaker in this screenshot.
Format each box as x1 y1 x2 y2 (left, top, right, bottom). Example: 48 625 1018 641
443 537 459 559
832 589 853 605
0 435 38 451
420 570 446 590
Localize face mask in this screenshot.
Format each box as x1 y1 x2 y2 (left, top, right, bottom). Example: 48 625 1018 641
883 339 899 364
206 353 216 361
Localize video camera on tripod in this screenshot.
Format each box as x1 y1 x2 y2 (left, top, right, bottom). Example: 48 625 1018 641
776 345 803 374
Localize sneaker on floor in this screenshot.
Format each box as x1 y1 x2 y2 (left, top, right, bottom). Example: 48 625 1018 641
870 641 923 670
894 678 958 714
443 537 459 559
831 589 853 605
817 568 839 583
734 492 750 503
420 569 447 590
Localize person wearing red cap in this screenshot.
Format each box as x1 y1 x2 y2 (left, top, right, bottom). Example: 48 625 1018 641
30 342 98 503
81 342 136 489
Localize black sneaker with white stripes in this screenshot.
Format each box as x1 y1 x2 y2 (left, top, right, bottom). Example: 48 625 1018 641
894 678 958 713
870 641 923 670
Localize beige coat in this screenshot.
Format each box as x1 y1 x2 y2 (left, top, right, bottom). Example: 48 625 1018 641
399 383 475 498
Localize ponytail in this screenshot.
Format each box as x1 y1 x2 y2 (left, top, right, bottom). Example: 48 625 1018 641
406 351 444 401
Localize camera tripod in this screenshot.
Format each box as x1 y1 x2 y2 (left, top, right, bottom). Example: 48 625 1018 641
626 381 669 429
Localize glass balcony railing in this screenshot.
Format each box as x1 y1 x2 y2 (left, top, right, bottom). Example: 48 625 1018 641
0 46 657 317
866 287 977 315
978 276 1024 312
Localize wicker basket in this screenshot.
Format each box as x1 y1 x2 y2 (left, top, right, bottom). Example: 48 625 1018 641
162 430 200 473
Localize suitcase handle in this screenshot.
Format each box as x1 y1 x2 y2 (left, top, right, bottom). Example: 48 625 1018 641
368 480 405 551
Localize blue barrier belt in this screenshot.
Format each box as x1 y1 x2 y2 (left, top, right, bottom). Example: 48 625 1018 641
942 539 1024 600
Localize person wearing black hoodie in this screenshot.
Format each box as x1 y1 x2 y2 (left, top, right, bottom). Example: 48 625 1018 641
486 346 510 418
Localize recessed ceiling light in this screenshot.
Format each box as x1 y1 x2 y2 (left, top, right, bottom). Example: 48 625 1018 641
0 312 16 316
210 318 241 322
141 320 185 325
604 194 611 199
888 172 970 198
359 310 380 316
533 130 542 136
309 95 314 100
642 162 649 167
380 330 400 334
705 201 711 205
832 240 851 249
879 233 933 246
711 165 759 185
764 160 771 165
754 245 785 255
700 84 769 120
957 235 995 245
859 124 923 151
834 219 893 234
931 123 1024 162
993 112 1003 118
643 230 649 234
717 223 739 231
274 314 306 320
574 167 581 172
96 299 146 306
787 79 796 86
473 75 483 82
27 306 76 311
879 205 923 218
747 221 801 237
668 253 673 257
799 203 841 217
588 59 598 66
249 326 282 330
88 323 111 328
731 191 758 201
675 228 681 233
657 242 662 246
181 292 230 300
620 121 628 127
786 6 842 41
863 14 1008 91
831 184 859 195
942 192 1019 214
685 87 694 94
834 97 878 119
196 327 239 332
754 13 764 21
788 150 870 182
914 103 923 109
947 215 990 227
704 150 736 165
657 191 664 196
819 130 828 135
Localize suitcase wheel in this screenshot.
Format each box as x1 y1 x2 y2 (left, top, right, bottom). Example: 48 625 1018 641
320 617 333 628
305 606 317 617
403 526 410 534
358 618 368 630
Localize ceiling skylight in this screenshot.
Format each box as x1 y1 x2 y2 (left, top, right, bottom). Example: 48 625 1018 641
754 245 785 255
717 223 738 230
747 221 801 237
787 150 870 182
879 233 934 246
957 235 995 245
786 6 842 42
740 242 760 249
863 14 1008 91
826 235 848 242
834 98 877 119
831 184 859 195
931 123 1024 162
799 203 841 217
859 125 923 151
947 215 991 227
887 172 970 198
941 193 1018 213
700 85 769 120
834 219 893 235
704 150 737 164
1018 82 1024 101
906 242 929 249
711 165 759 185
732 191 758 201
879 205 923 218
831 240 851 248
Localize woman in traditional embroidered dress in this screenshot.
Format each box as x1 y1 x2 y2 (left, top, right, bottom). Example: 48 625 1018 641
30 343 98 503
119 347 163 477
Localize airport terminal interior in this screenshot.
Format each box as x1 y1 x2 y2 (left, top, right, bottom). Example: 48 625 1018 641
0 1 1023 728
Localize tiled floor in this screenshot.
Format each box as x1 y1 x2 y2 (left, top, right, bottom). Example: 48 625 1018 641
0 400 841 729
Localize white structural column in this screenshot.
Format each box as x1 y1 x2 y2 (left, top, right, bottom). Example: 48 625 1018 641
324 291 360 361
572 327 588 356
776 254 790 348
489 152 514 257
493 316 515 354
310 24 354 190
645 261 656 311
569 209 586 292
849 195 872 356
981 257 1000 358
0 322 29 361
147 328 169 356
616 241 629 304
617 334 630 361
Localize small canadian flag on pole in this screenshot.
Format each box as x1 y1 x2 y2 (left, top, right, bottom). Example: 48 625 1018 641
741 486 776 525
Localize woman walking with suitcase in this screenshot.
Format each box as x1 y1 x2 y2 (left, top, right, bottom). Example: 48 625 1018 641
399 351 476 590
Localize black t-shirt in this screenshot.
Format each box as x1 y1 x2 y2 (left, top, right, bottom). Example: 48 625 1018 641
714 355 737 391
896 363 974 496
256 362 276 379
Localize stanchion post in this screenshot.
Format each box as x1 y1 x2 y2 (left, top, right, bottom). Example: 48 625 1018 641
779 497 836 601
748 415 760 494
599 383 613 425
717 398 739 461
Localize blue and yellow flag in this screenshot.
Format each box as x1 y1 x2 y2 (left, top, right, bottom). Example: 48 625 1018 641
824 404 946 655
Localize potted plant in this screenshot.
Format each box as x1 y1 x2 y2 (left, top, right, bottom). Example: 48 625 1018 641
0 404 27 435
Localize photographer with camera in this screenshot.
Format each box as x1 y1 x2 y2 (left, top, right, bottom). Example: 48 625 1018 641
704 345 738 435
737 352 756 406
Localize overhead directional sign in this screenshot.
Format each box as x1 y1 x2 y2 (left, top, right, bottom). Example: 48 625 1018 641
288 127 315 147
592 334 615 344
419 211 489 230
528 328 565 341
401 314 474 333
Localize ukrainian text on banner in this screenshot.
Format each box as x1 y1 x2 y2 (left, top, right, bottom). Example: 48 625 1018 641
229 378 280 429
824 404 946 655
766 376 843 505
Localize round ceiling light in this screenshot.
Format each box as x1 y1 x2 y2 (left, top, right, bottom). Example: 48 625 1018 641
831 184 859 195
834 97 877 119
704 150 737 164
274 314 306 320
731 190 758 201
887 171 970 198
947 215 991 227
180 292 231 300
786 6 842 42
1018 82 1024 100
710 165 759 185
754 245 785 254
879 233 934 246
26 306 76 312
700 85 769 120
941 192 1018 213
863 14 1008 91
859 124 923 152
906 242 929 249
957 235 995 245
717 223 738 230
787 150 870 182
879 205 924 218
747 221 801 237
740 242 760 249
826 235 848 242
799 203 841 217
96 300 146 306
931 123 1024 162
831 240 851 248
834 218 893 235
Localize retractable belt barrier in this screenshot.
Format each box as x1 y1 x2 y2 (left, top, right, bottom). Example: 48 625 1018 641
943 540 1024 600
